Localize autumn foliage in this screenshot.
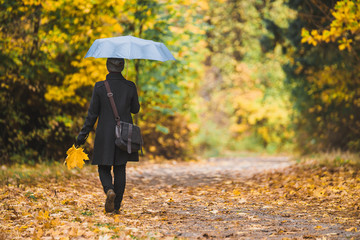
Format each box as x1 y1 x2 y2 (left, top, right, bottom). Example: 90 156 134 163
1 0 360 164
0 0 205 163
285 0 360 152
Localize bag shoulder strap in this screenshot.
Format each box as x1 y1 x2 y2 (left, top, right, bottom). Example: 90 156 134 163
104 80 121 126
105 80 144 156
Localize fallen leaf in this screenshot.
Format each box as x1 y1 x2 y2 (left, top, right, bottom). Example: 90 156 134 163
37 210 50 221
345 227 357 232
99 235 111 240
233 189 241 196
64 145 89 170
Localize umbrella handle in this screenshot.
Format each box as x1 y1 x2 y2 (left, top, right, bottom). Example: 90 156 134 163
126 59 128 79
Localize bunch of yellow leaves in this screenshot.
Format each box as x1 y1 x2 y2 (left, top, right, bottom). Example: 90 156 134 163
64 145 89 170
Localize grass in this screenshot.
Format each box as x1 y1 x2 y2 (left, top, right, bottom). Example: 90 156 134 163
0 161 93 186
298 150 360 169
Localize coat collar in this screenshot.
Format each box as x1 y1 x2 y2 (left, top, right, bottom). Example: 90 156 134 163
106 72 125 80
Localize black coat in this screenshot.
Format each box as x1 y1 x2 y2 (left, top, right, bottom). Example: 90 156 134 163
78 72 140 165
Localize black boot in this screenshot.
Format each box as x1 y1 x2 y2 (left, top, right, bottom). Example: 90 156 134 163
105 189 116 213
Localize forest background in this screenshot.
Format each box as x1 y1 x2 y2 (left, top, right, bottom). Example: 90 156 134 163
1 0 359 164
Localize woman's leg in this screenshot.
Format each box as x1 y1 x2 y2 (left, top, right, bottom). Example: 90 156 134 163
113 164 126 210
98 165 113 193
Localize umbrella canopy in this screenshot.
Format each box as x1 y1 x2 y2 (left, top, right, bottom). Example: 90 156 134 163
84 36 176 62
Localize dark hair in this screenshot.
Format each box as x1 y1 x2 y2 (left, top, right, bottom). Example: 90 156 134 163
106 58 125 72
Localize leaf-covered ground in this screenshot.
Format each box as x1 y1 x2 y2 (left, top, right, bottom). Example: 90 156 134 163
1 157 359 239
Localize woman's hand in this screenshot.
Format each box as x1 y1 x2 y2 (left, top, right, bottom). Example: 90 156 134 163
75 135 87 147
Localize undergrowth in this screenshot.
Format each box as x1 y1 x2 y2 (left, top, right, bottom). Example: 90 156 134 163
0 161 91 186
296 151 360 169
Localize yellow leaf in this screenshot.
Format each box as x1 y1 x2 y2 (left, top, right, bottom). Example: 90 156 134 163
19 225 28 232
233 189 241 196
338 43 346 51
114 215 121 223
37 210 50 221
64 145 89 170
346 227 357 232
61 198 76 205
33 228 44 238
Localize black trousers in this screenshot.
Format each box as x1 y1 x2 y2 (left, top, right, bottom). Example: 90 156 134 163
98 164 126 211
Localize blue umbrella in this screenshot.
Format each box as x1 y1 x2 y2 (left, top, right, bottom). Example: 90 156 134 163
84 36 176 62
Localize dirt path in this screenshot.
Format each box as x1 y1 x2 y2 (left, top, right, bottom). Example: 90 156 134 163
1 156 359 239
123 157 357 239
127 156 291 187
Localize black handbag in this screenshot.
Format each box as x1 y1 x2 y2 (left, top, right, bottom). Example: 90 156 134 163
104 80 143 155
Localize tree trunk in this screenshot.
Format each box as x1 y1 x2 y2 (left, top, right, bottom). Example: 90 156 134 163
30 4 42 58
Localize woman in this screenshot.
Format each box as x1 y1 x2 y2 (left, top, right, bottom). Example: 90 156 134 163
76 58 140 214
